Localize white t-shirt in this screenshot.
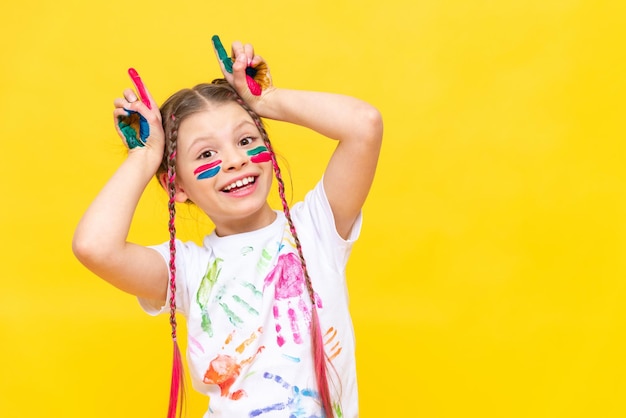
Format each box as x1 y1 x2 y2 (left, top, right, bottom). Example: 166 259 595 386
140 181 361 417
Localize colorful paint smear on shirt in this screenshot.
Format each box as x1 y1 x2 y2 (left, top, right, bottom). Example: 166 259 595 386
324 327 343 361
197 258 223 336
241 281 263 299
188 334 205 356
248 372 318 417
256 248 274 273
264 253 322 347
210 275 262 329
215 284 245 327
333 401 344 418
203 328 264 400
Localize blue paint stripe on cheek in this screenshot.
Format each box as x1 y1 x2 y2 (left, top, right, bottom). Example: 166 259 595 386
197 166 221 179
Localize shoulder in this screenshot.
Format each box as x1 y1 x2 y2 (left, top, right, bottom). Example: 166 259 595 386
150 238 211 261
293 179 362 245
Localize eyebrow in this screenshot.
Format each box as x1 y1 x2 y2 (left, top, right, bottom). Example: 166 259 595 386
184 119 257 155
185 136 214 155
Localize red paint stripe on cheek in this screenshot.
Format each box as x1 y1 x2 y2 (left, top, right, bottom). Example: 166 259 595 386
251 152 272 163
194 160 222 175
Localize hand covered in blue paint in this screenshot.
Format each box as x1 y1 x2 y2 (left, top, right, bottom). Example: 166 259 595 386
112 74 164 164
211 35 274 111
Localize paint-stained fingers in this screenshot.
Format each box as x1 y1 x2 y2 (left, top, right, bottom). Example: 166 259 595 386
215 37 269 97
212 35 234 74
125 100 160 126
128 68 155 110
113 94 161 149
114 83 160 123
135 82 158 113
115 88 159 124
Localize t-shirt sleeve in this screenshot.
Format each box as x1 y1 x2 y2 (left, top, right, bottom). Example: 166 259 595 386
293 178 363 272
137 240 194 317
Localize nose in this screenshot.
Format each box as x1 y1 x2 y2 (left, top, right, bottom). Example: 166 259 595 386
222 147 249 172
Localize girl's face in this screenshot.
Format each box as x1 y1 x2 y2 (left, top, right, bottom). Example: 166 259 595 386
173 101 275 235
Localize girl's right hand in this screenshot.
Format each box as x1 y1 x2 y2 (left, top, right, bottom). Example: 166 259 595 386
113 76 164 166
212 35 275 115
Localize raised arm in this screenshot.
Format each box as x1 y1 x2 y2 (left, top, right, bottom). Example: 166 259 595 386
256 89 382 239
214 38 383 239
72 74 169 303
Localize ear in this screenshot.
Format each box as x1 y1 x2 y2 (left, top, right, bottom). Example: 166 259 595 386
158 173 190 203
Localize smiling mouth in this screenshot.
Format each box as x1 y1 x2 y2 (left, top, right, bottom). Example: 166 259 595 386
222 176 256 193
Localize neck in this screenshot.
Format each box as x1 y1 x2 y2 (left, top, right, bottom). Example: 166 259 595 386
213 203 277 237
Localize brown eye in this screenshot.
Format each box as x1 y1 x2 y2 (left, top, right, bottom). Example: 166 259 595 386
199 150 216 159
239 137 254 146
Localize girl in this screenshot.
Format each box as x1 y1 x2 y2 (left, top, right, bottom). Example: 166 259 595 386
73 37 383 418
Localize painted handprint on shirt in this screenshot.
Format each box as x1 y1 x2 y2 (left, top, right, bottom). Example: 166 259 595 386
197 257 263 337
203 327 265 400
263 252 322 347
248 372 320 418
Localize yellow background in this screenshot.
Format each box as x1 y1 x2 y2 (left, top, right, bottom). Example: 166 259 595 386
1 0 625 416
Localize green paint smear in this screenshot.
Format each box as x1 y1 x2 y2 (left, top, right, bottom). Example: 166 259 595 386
212 35 233 74
242 282 263 298
197 258 223 336
334 402 344 418
220 302 243 327
118 118 144 149
256 248 273 271
232 294 259 316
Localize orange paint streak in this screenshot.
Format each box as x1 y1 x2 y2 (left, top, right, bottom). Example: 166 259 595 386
324 327 337 344
328 347 342 362
235 327 263 354
222 331 234 349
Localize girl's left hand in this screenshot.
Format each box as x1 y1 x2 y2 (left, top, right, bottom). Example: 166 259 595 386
211 35 274 112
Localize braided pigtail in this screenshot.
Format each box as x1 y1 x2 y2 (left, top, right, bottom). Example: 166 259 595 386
165 113 185 418
157 82 243 417
236 97 336 417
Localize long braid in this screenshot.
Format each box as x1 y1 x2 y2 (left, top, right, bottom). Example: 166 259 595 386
166 113 185 418
236 97 335 417
167 115 178 342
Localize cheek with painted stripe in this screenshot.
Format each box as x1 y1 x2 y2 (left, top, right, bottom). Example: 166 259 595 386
247 146 272 163
194 160 222 180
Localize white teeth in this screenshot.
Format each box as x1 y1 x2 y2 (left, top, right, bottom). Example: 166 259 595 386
224 176 255 191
